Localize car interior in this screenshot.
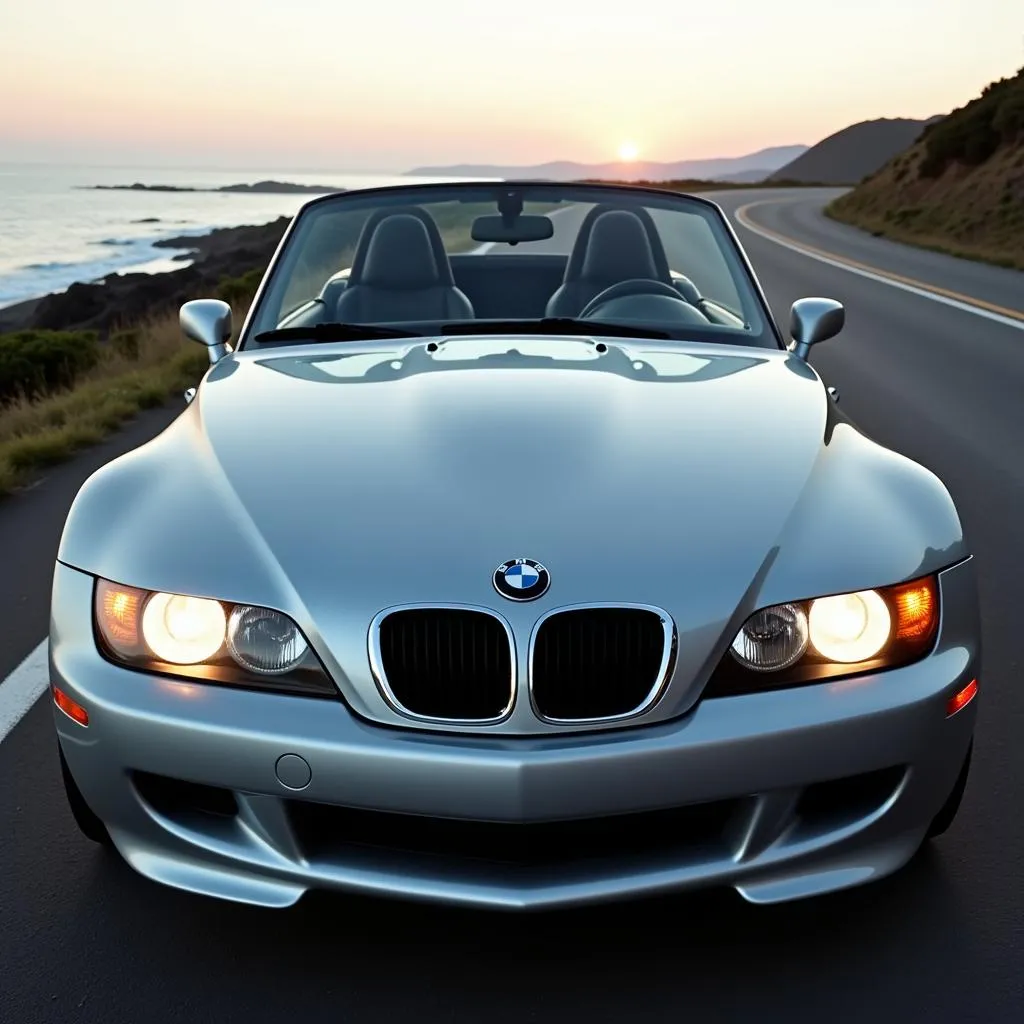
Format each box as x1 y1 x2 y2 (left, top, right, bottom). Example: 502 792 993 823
278 203 747 332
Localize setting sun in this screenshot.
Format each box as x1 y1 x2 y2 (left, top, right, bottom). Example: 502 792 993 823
617 142 639 162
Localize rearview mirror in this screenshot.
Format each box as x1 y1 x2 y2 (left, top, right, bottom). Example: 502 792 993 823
789 297 844 360
181 299 233 365
471 215 554 245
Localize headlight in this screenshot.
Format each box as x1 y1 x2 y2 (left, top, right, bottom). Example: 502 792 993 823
730 603 808 671
711 575 939 696
807 589 891 663
94 579 334 697
142 593 227 664
227 605 309 674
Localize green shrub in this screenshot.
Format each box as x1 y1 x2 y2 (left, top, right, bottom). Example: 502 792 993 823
921 67 1024 177
0 330 100 404
216 267 265 306
110 328 141 360
993 92 1024 141
891 207 923 224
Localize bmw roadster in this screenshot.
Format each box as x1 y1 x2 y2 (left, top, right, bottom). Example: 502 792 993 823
50 181 979 910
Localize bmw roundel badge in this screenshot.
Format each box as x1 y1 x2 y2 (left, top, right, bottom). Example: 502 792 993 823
493 558 550 601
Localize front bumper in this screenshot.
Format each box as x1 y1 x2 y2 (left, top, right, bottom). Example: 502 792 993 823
51 560 979 910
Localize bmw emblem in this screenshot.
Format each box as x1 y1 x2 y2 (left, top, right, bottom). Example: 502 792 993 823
493 558 550 601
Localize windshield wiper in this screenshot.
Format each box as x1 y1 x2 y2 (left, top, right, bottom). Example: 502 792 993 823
254 323 424 343
255 318 672 344
437 318 672 340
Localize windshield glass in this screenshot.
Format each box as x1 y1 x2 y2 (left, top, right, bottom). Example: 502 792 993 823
242 183 778 349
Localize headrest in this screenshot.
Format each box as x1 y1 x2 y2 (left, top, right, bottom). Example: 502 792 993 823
359 214 443 290
348 206 455 287
580 211 659 283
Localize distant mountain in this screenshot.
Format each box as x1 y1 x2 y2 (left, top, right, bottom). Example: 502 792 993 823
769 118 943 184
714 168 776 184
407 146 808 183
827 66 1024 270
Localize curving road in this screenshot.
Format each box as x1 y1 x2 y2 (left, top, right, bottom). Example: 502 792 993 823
2 189 1024 1023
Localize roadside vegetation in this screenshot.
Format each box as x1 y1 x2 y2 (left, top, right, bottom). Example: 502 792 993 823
0 319 208 495
826 67 1024 271
0 269 264 496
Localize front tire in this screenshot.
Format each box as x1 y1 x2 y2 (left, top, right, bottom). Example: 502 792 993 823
59 743 113 847
926 741 972 839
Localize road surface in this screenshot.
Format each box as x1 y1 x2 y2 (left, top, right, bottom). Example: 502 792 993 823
2 189 1023 1023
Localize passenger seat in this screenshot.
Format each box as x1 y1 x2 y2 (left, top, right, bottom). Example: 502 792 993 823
335 212 474 322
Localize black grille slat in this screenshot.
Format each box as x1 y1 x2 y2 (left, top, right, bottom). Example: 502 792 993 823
533 608 668 720
378 609 512 720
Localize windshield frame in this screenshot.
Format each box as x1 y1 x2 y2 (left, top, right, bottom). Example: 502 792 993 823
236 181 784 352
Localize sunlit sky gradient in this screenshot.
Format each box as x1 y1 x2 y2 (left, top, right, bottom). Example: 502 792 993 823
1 0 1021 170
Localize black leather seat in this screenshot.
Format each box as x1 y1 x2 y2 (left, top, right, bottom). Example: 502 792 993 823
336 211 474 322
545 206 673 317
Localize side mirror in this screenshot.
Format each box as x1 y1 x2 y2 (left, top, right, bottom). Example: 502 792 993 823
789 297 844 360
180 299 233 365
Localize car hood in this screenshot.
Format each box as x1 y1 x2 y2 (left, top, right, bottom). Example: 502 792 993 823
59 337 965 731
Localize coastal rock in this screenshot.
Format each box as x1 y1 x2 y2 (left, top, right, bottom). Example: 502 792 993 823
26 217 292 334
86 180 344 195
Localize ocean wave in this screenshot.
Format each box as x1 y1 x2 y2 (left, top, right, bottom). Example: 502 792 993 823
0 229 214 309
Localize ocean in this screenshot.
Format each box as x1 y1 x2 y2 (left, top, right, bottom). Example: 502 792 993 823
0 164 451 310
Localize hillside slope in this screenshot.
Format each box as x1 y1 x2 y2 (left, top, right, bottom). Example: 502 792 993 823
770 118 939 184
828 68 1024 269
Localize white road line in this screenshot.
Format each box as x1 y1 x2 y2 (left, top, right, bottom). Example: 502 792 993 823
0 640 49 743
735 201 1024 333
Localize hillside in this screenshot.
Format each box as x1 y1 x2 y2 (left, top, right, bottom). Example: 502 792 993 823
827 67 1024 269
770 118 940 184
406 145 807 182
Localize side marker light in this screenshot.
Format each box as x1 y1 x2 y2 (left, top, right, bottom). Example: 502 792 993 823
53 686 89 726
946 679 978 718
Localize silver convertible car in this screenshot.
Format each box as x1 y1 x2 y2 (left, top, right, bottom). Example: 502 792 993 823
50 181 980 910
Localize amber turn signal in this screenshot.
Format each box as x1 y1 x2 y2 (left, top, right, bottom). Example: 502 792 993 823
890 577 939 642
96 579 147 652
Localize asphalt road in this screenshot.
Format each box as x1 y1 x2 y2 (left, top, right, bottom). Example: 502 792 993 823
3 190 1024 1023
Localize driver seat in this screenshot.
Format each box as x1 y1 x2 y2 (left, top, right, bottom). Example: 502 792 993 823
336 212 474 322
545 207 673 318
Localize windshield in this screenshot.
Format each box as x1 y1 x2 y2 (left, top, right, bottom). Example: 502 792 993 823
242 183 779 349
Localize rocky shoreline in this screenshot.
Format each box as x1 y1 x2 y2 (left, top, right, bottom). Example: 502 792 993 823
0 217 292 335
82 179 345 195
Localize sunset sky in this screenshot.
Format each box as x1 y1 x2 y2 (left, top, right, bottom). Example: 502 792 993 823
1 0 1021 170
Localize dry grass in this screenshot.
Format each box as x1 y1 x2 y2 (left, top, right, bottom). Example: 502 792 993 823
0 310 212 495
827 138 1024 271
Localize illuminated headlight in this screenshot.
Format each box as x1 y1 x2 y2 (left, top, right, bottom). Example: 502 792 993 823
720 576 939 691
142 593 227 664
94 579 331 696
807 589 891 663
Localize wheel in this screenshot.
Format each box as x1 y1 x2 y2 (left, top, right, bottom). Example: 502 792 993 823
59 743 113 847
926 741 972 839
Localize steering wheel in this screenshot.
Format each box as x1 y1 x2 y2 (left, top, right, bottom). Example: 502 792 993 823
579 279 686 319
